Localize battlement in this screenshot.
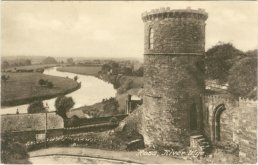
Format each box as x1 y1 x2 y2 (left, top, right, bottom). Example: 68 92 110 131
142 7 208 22
205 95 235 106
239 97 258 107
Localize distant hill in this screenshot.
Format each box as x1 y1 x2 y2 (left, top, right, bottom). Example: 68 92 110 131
42 57 58 64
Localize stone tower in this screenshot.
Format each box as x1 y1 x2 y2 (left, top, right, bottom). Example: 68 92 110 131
141 7 208 147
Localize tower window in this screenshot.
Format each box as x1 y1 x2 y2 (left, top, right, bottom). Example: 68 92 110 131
149 28 154 49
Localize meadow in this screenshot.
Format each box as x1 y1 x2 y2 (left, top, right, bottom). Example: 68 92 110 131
3 64 58 72
1 72 80 106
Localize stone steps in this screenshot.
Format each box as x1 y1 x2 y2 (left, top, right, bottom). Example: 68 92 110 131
190 134 212 156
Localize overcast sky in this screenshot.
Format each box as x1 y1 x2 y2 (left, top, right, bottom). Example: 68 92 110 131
2 1 257 58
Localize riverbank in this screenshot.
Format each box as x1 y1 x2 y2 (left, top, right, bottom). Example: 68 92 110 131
56 65 143 115
57 66 101 76
1 72 81 106
3 64 58 73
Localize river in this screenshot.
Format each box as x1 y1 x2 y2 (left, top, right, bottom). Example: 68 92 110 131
1 67 116 115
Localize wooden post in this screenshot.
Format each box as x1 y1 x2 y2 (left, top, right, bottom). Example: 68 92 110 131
45 103 49 148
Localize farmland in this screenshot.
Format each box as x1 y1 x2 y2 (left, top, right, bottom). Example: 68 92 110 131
1 72 80 106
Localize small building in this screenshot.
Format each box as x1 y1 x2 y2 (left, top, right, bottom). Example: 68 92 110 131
1 112 64 143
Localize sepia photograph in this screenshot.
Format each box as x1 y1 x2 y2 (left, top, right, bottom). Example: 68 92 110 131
1 1 257 164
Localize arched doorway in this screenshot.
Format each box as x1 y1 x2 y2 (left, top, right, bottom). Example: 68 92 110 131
190 103 198 131
212 104 226 142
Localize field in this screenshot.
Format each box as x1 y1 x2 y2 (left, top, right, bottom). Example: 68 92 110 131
57 66 101 76
3 64 58 72
1 72 80 106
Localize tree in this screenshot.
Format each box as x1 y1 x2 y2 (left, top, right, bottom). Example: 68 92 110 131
1 133 30 164
205 43 245 83
134 66 143 77
67 58 74 65
1 75 9 82
74 75 78 81
228 56 257 99
55 96 75 119
42 57 58 64
38 79 45 86
47 81 54 88
27 100 46 113
2 61 9 69
101 63 111 73
24 59 31 66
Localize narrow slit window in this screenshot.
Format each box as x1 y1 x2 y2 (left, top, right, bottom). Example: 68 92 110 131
149 28 154 49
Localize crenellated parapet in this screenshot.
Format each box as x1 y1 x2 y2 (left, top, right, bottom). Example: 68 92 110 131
239 97 258 107
204 95 236 107
142 7 208 22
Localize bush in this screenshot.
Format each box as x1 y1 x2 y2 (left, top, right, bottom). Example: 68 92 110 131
67 115 80 127
38 79 45 86
47 81 54 88
109 117 118 124
55 96 75 119
27 100 46 113
1 134 30 164
228 56 257 98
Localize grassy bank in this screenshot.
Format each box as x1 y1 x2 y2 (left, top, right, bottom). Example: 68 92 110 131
3 64 58 72
1 72 80 106
57 66 101 76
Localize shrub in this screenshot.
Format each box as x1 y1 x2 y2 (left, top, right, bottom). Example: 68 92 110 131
228 56 257 98
109 117 118 124
47 81 54 88
27 100 46 113
55 96 75 119
38 79 45 86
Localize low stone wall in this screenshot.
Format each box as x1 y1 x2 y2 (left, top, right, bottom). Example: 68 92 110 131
238 98 257 163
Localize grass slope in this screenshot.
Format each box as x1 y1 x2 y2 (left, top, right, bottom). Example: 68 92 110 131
1 72 79 106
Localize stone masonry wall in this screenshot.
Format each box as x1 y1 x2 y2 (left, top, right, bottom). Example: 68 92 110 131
142 54 204 147
238 98 257 163
203 95 238 145
144 18 206 54
141 8 207 147
204 95 257 163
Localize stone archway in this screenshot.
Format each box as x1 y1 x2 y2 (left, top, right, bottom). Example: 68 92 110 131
212 104 226 143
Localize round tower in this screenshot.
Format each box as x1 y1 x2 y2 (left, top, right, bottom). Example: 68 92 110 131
141 7 208 147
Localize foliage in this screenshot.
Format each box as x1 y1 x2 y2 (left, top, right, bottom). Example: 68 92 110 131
55 96 75 119
1 75 9 82
47 81 54 88
2 61 10 68
66 115 80 127
38 79 45 86
109 117 119 124
228 55 257 98
133 66 144 77
74 75 78 81
103 98 119 116
205 43 245 83
42 56 58 64
27 100 46 113
101 64 112 73
67 58 75 65
1 133 30 164
38 79 54 88
24 59 31 66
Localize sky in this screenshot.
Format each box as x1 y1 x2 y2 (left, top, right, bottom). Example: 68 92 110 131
1 1 258 59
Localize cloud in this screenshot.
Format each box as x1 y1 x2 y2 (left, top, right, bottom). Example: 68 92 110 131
2 1 257 58
91 30 115 42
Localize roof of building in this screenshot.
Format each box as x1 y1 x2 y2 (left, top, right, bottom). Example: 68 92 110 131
1 112 64 133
